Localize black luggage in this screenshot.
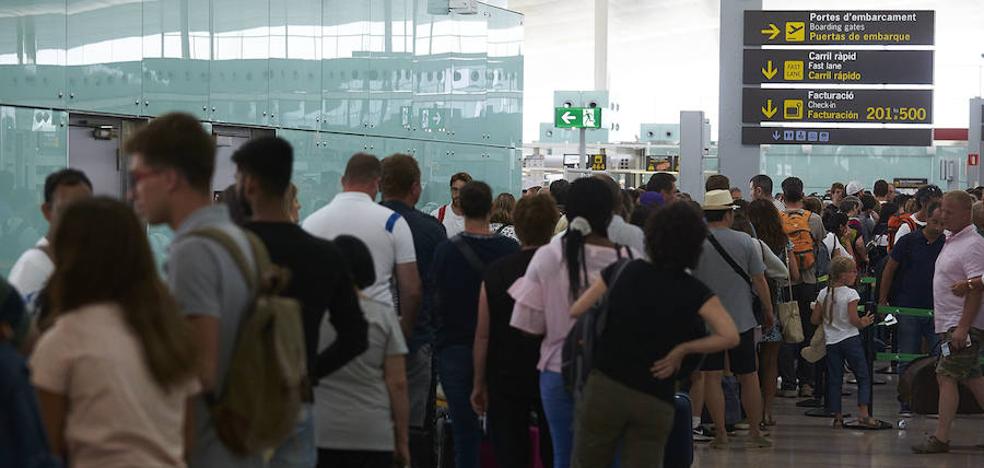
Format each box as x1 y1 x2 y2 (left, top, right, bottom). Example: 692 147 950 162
435 407 455 468
898 356 984 414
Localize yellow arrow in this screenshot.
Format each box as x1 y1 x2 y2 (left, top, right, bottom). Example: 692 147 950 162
760 23 780 40
761 99 777 118
761 60 777 79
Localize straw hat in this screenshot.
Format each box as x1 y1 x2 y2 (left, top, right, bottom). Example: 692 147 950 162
702 189 737 211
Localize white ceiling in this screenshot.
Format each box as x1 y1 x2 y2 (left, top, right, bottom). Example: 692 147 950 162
512 0 984 142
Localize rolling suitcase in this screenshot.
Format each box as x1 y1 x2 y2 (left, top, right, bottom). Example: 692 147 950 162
435 408 455 468
899 356 984 414
663 392 694 468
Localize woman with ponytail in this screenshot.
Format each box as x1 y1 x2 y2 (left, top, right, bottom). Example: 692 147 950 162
510 177 642 468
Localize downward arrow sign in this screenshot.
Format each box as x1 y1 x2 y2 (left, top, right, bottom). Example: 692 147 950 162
561 111 575 125
772 130 781 141
761 99 778 119
761 60 777 80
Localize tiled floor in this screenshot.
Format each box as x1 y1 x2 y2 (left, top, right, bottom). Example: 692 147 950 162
693 375 984 467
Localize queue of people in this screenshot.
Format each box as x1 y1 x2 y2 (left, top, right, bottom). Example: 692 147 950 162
4 111 984 468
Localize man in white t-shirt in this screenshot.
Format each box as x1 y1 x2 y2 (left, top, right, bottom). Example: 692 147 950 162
9 169 93 301
430 172 473 238
893 185 942 247
303 153 422 338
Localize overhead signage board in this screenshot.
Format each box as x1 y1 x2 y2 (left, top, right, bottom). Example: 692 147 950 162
590 154 607 171
555 107 603 129
742 88 932 124
742 127 932 146
894 177 929 189
645 156 676 172
742 49 934 85
744 10 935 46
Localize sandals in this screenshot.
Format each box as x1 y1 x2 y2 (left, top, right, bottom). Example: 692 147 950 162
846 417 893 430
709 439 729 450
855 417 882 429
746 435 773 449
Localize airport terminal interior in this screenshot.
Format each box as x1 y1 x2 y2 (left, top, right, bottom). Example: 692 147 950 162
2 0 984 467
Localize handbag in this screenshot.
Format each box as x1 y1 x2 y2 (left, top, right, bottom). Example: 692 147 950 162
777 246 804 343
707 235 764 326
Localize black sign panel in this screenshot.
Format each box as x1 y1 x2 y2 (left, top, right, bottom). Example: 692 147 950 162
744 10 935 46
894 178 930 188
742 88 932 124
742 49 933 85
590 154 607 171
742 127 932 146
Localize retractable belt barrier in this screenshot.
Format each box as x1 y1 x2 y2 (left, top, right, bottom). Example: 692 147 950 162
817 275 876 285
856 305 934 319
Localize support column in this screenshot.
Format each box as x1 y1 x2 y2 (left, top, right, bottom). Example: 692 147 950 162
594 0 608 91
680 111 707 203
718 0 762 190
971 98 983 187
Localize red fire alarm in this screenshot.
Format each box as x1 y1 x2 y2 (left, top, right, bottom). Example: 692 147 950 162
970 153 980 166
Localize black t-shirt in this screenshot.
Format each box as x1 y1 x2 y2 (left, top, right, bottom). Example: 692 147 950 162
595 259 712 403
246 222 368 379
483 248 542 397
432 233 520 349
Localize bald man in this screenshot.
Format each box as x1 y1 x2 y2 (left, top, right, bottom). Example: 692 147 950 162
913 191 984 453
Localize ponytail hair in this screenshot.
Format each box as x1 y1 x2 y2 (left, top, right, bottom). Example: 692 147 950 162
822 256 857 324
563 177 614 300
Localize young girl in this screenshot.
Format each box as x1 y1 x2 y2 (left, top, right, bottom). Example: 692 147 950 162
811 256 877 428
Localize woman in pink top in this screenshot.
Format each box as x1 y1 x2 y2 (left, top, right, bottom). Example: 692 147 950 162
31 198 200 467
510 177 640 468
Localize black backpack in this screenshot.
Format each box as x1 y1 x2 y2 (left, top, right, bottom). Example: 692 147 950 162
561 247 632 396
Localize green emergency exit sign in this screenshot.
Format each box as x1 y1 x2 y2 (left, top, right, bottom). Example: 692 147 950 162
554 107 603 129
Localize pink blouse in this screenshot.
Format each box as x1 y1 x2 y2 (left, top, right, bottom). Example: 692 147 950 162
509 236 640 373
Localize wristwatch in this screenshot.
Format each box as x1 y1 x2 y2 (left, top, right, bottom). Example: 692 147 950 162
969 279 976 291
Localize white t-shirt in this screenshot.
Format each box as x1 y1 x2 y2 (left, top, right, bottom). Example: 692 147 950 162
302 192 417 309
823 232 851 260
315 295 408 451
431 204 465 238
30 303 200 468
893 214 927 246
816 286 862 345
8 237 53 300
607 215 646 256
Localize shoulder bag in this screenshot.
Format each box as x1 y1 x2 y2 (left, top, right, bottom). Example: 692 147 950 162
776 245 804 343
707 235 764 326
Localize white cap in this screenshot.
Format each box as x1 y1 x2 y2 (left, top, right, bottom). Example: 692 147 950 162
846 181 864 196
